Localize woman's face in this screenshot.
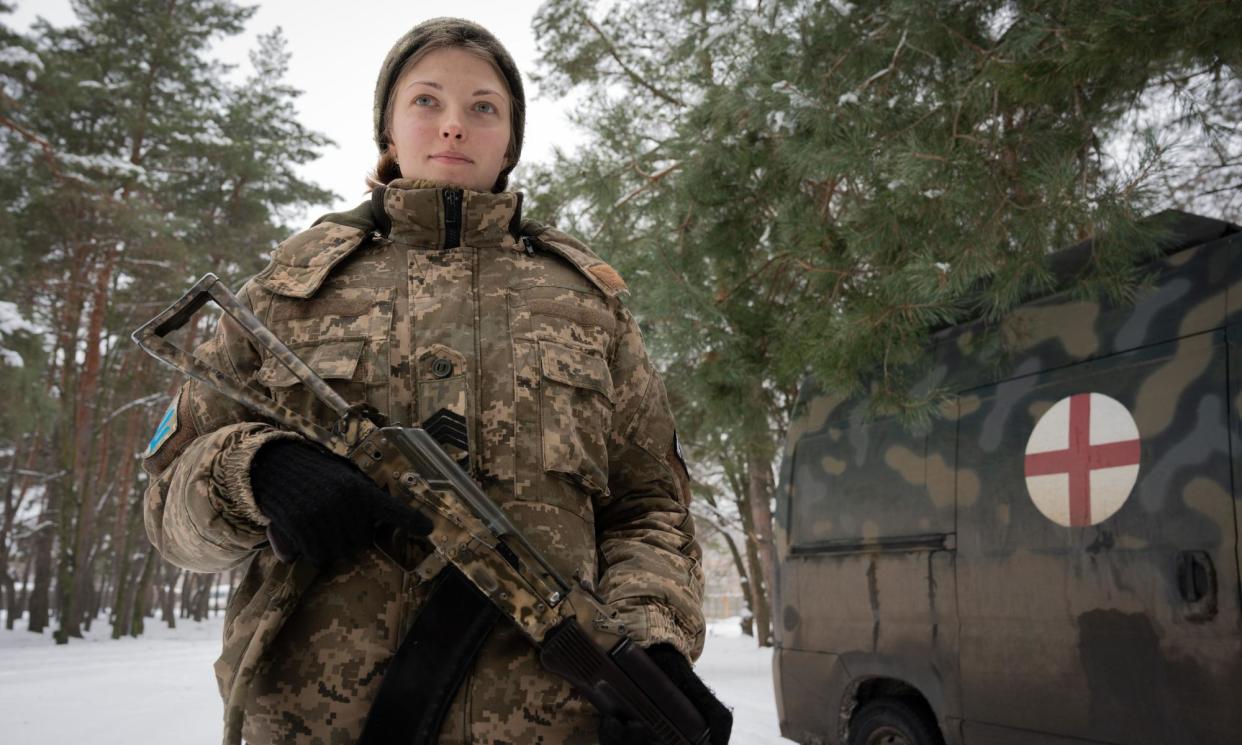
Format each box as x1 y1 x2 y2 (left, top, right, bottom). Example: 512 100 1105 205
388 47 512 192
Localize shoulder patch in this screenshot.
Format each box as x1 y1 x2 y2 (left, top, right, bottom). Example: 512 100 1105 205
526 225 629 299
254 222 370 299
588 264 628 294
143 392 180 459
142 390 203 476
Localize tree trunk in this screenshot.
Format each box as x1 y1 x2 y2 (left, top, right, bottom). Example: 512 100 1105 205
2 567 16 629
717 527 754 633
85 563 110 632
28 318 69 638
130 545 156 637
105 384 148 632
52 464 78 643
95 569 110 623
160 561 180 627
81 575 96 632
110 493 144 638
736 488 770 643
2 434 44 629
110 556 131 638
0 440 18 627
59 246 119 643
77 498 113 634
106 476 133 625
746 445 778 646
13 543 32 629
27 486 54 633
191 573 212 621
51 252 88 644
77 393 122 632
180 568 193 619
718 446 772 643
112 549 142 638
214 571 229 616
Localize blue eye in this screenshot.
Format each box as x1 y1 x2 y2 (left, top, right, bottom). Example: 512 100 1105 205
474 101 496 114
414 94 436 106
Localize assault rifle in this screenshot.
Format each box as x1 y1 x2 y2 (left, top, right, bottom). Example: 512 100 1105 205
132 273 717 745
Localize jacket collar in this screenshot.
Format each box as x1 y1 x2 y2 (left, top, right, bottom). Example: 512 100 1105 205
381 178 521 250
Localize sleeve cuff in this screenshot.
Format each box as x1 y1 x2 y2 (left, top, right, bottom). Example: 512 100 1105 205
215 428 302 530
614 599 706 661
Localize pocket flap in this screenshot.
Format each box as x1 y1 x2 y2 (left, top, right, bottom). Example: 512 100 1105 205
255 338 365 388
539 340 614 402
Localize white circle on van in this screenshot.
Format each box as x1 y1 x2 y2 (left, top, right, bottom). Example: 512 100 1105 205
1023 393 1141 527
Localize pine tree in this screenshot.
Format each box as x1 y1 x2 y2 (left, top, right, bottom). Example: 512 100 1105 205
527 0 1242 644
0 0 335 642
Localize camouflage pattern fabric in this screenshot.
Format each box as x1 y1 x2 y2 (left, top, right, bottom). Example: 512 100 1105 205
142 177 705 745
770 215 1242 745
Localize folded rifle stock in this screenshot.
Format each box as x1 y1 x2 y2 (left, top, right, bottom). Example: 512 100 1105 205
132 273 712 745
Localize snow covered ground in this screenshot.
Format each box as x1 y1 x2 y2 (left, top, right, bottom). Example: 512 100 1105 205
0 613 794 744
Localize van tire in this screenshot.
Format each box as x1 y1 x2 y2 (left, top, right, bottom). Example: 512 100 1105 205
847 697 944 745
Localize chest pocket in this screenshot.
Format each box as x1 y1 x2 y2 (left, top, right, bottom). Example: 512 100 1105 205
255 285 395 424
539 339 614 496
255 337 372 425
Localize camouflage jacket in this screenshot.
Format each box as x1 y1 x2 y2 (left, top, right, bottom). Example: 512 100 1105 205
142 179 705 745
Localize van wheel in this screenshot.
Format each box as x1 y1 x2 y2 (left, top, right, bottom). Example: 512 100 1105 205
848 697 944 745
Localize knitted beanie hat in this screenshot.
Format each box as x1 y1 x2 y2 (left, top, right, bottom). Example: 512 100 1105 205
373 18 525 192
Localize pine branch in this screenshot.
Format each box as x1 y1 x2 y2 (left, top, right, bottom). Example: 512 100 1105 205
0 98 118 199
853 28 908 95
613 160 681 208
714 252 794 305
0 109 63 181
578 11 686 108
591 160 682 240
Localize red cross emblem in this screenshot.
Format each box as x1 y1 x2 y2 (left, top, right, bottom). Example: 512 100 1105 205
1024 393 1142 527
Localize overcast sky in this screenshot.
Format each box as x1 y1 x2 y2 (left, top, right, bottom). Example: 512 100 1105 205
10 0 585 223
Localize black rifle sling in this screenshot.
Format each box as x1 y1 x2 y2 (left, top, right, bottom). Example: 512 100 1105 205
359 567 500 744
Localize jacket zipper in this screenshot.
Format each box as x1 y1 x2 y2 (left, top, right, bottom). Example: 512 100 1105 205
443 188 462 249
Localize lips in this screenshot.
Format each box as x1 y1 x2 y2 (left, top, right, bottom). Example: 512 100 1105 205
430 152 473 164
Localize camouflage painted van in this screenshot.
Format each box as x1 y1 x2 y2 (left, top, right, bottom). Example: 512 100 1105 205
772 212 1242 745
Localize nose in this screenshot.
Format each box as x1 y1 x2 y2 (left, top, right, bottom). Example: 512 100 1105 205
441 117 464 141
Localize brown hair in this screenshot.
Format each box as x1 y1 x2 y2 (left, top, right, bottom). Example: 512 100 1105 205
366 38 520 192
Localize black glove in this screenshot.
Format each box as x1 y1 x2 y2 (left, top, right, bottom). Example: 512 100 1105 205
249 438 433 566
598 644 733 745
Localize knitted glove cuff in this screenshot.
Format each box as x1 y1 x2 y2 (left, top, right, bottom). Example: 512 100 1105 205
249 438 374 517
218 428 301 530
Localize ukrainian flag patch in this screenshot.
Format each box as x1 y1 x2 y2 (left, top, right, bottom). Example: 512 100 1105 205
144 392 180 458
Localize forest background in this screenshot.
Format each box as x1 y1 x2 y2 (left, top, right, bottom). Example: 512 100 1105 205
0 0 1238 649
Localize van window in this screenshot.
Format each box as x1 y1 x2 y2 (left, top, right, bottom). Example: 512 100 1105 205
789 417 936 548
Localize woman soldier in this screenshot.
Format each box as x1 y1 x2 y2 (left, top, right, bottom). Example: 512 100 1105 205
141 16 731 745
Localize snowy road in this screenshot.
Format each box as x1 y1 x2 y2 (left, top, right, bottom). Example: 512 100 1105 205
0 615 795 744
